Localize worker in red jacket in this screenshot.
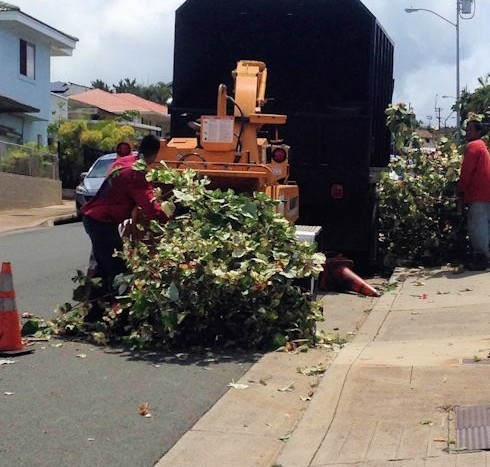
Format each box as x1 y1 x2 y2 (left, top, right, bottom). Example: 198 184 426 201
458 120 490 270
81 134 168 298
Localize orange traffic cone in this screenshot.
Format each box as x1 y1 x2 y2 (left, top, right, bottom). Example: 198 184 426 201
0 262 31 356
320 255 379 297
332 264 380 297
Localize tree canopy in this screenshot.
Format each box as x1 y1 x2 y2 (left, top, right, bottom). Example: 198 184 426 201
459 74 490 122
91 78 172 105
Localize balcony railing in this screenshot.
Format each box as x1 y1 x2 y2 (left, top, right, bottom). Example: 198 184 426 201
0 140 59 180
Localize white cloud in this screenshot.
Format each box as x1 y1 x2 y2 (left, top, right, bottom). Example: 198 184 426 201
12 0 490 124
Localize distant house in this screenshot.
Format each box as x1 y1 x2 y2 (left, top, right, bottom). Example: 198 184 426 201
68 89 170 135
50 81 91 125
414 128 437 153
51 81 91 97
0 2 77 145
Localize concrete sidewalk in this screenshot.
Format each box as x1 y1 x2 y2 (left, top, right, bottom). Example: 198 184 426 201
158 266 490 466
0 201 77 234
276 266 490 466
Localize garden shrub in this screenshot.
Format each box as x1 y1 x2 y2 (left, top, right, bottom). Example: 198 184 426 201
0 143 56 178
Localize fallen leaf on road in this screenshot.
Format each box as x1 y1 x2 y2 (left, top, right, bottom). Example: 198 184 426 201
139 402 152 417
459 288 473 292
91 332 108 345
300 396 312 401
87 438 95 442
4 392 14 396
279 434 290 441
76 353 87 359
0 359 15 366
411 311 420 315
414 280 425 286
433 437 447 443
278 383 295 392
259 376 272 386
420 420 434 426
284 342 296 352
297 365 326 376
436 291 450 295
50 342 63 348
316 343 332 349
293 344 309 353
228 380 249 390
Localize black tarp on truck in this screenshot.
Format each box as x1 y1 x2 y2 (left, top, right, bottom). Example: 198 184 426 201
171 0 394 270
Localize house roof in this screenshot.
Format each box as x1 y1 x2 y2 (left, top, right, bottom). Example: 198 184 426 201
50 81 71 93
118 93 169 115
415 128 434 139
0 3 78 56
50 81 91 94
69 89 168 116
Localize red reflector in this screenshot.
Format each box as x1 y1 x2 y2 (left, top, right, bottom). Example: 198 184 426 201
331 184 344 199
272 148 287 163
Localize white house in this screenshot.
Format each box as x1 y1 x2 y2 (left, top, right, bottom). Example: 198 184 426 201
50 81 91 128
0 2 77 145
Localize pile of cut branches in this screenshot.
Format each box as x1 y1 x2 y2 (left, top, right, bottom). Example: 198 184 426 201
53 166 325 349
379 104 467 267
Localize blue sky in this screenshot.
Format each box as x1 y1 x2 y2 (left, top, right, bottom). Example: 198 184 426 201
13 0 490 126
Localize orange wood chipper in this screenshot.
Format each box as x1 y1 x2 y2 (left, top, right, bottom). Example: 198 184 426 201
155 60 299 223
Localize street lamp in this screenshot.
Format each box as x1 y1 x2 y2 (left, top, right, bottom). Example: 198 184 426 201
444 112 456 128
405 4 461 138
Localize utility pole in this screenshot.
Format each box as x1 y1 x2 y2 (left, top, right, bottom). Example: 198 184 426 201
434 107 442 130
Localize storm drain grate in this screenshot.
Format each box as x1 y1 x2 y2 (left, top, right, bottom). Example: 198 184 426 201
455 405 490 450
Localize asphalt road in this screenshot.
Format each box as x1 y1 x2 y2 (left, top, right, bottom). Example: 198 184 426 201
0 223 256 467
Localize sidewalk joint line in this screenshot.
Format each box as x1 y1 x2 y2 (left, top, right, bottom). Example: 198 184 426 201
373 279 407 341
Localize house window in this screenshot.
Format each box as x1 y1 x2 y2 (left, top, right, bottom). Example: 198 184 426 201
20 39 35 79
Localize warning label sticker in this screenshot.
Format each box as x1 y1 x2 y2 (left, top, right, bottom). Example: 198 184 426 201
201 116 234 143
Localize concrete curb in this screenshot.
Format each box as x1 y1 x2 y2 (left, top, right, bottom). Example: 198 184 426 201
0 211 78 235
46 213 79 226
274 275 402 466
155 284 384 467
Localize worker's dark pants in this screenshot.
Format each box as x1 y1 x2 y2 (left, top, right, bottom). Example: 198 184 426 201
82 214 126 294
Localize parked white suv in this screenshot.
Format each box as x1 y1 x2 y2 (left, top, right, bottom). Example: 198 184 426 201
75 153 117 217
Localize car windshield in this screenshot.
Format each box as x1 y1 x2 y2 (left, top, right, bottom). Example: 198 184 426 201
86 158 115 178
